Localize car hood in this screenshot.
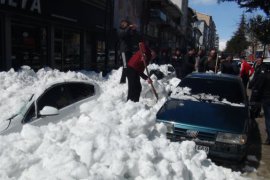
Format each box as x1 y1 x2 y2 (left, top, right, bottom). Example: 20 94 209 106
156 99 248 133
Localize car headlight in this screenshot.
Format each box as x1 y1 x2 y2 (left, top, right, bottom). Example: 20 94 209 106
156 119 174 134
216 133 247 145
164 122 174 134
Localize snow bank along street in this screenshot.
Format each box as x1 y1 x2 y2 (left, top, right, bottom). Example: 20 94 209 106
0 66 247 180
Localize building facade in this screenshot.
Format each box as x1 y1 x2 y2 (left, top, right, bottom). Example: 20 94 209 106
0 0 113 71
0 0 218 71
195 11 217 51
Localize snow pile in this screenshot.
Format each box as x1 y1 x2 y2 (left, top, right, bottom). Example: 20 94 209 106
0 66 247 180
171 87 245 107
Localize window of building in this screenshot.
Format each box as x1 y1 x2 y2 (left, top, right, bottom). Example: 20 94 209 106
11 23 47 71
54 29 81 71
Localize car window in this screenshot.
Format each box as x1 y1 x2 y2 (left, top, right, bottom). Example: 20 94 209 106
67 82 95 104
37 84 72 113
22 103 35 124
179 78 244 104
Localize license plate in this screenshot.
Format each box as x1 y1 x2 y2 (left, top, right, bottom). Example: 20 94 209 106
195 145 209 154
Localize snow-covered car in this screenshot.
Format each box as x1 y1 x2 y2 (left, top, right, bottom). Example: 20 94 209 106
156 73 253 161
0 81 100 135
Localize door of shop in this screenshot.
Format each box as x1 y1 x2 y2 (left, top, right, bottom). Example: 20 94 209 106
54 28 81 71
11 22 48 71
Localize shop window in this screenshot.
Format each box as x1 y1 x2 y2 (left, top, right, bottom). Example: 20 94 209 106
54 29 81 71
11 23 47 71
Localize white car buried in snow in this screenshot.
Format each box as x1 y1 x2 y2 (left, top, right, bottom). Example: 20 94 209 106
0 81 100 135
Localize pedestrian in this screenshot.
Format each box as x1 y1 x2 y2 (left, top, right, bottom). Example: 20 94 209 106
204 49 218 72
126 42 153 102
250 60 270 144
118 19 141 84
249 56 264 89
220 55 239 75
249 57 264 119
171 48 184 78
159 50 170 65
150 49 159 64
240 56 254 89
181 47 196 78
196 49 207 72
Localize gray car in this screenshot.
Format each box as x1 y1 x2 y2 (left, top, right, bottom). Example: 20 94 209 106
0 81 100 135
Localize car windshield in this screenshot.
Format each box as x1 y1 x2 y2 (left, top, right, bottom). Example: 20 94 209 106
5 94 34 121
179 77 245 104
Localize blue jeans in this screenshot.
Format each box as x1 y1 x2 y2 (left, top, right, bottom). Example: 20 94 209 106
263 100 270 139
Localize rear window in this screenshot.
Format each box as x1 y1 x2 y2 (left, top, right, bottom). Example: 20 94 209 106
179 77 245 104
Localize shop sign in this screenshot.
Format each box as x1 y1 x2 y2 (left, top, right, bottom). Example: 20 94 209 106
0 0 41 14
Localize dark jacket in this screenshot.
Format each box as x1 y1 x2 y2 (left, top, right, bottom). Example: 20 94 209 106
251 63 270 102
220 61 239 75
182 54 195 78
249 63 264 89
198 56 207 72
204 57 217 72
118 28 142 61
172 55 183 67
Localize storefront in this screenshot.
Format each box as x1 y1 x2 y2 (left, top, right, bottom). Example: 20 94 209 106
0 0 113 71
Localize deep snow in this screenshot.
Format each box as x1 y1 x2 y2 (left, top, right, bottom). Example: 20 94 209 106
0 65 248 180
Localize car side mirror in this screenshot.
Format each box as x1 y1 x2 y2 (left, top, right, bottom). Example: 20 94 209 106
39 106 59 116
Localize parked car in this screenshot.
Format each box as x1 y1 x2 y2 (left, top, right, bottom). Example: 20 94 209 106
263 57 270 67
156 73 253 161
0 81 100 135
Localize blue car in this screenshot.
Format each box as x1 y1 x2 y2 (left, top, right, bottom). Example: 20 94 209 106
156 73 253 161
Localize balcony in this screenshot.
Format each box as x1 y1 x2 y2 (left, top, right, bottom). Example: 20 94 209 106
149 0 182 19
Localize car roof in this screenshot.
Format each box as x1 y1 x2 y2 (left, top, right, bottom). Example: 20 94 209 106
264 57 270 63
184 72 241 82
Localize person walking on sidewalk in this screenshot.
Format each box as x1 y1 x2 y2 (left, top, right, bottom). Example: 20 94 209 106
250 61 270 144
126 42 152 102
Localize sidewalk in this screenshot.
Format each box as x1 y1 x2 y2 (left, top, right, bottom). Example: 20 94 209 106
245 115 270 179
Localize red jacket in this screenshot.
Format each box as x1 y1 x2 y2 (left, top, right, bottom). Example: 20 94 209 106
127 42 151 74
240 60 254 77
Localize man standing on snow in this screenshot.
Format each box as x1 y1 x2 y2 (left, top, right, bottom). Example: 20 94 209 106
118 19 141 84
126 42 152 102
